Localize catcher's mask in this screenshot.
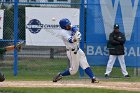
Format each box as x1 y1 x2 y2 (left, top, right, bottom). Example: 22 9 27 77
59 18 71 29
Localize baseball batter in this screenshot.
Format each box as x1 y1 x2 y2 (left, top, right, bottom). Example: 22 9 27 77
53 18 99 83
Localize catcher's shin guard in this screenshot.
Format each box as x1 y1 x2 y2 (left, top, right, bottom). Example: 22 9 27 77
0 72 5 82
53 73 63 82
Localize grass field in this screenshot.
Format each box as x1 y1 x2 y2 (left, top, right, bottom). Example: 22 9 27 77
0 58 140 81
0 58 140 93
0 88 140 93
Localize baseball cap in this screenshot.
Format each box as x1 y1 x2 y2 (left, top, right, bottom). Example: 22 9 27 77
114 24 119 29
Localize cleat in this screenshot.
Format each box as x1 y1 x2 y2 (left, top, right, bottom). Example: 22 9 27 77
124 75 130 78
105 74 109 79
91 78 99 83
53 73 63 82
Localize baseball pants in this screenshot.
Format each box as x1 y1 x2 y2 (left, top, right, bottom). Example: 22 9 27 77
105 55 128 76
67 48 90 75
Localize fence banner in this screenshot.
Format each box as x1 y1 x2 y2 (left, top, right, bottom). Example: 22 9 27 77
26 7 79 46
86 0 140 67
0 10 4 39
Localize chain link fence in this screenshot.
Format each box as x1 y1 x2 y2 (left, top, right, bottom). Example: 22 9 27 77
0 0 84 81
0 0 139 81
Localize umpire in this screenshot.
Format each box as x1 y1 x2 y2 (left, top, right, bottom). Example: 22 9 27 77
105 24 130 78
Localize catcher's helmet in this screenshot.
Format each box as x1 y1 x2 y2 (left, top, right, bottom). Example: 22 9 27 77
114 24 119 29
59 18 71 29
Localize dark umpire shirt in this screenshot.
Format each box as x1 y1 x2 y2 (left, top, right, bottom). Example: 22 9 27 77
107 31 126 55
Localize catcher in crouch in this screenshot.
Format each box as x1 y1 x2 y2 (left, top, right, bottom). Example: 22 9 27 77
53 18 99 83
0 42 22 82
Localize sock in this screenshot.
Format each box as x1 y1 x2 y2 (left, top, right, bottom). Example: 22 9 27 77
85 67 95 79
60 69 70 76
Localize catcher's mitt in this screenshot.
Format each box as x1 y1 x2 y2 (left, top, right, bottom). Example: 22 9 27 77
0 72 5 82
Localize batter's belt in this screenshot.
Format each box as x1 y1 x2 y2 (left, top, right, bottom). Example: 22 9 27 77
66 48 75 51
66 47 79 54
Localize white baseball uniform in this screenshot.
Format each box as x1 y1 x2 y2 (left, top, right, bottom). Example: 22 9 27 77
59 27 90 75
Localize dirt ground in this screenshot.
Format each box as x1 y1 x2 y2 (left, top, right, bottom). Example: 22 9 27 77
0 80 140 92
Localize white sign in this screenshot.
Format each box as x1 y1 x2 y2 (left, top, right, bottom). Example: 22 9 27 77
0 10 4 39
26 7 79 46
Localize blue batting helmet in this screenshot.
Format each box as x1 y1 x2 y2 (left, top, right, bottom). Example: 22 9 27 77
59 18 71 29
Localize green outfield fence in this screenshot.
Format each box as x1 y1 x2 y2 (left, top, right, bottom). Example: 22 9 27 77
0 0 139 81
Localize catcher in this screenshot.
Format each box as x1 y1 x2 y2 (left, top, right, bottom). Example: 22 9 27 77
0 42 22 82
